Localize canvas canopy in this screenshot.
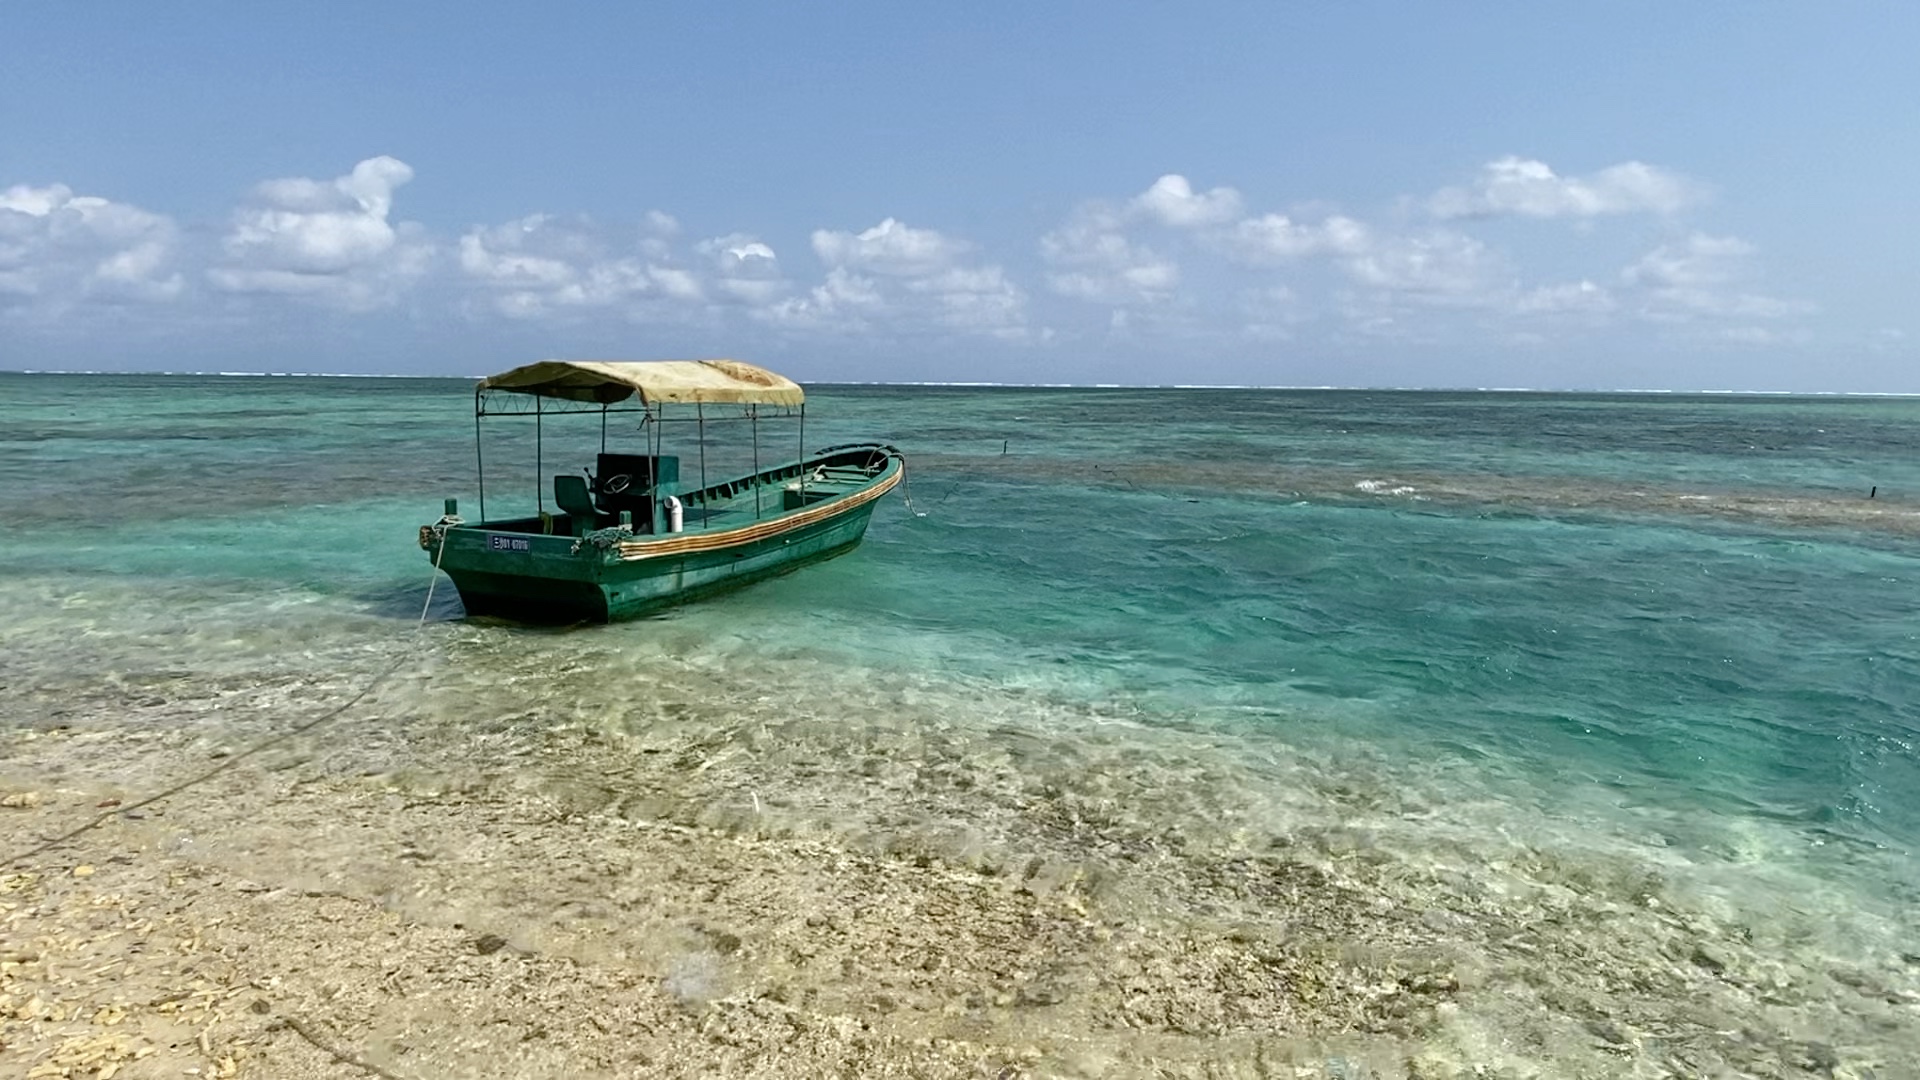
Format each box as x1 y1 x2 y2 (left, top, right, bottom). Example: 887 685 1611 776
477 359 805 406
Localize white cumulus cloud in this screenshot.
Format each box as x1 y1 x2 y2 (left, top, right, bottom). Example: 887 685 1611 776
1343 230 1503 299
9 152 1825 375
459 217 579 289
1430 157 1704 220
811 218 971 276
1513 280 1615 315
1221 213 1370 264
762 267 889 331
906 264 1028 336
1040 206 1179 305
772 218 1024 337
1623 233 1756 290
210 156 431 309
0 183 184 311
1131 175 1245 228
458 213 705 318
1622 233 1806 321
1039 175 1255 306
1046 175 1372 312
695 232 790 306
1045 261 1179 305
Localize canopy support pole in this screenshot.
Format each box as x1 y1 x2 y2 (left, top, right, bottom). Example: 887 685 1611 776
535 396 544 513
697 401 709 527
474 387 487 522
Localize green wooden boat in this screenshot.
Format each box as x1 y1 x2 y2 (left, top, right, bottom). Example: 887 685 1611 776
419 359 904 623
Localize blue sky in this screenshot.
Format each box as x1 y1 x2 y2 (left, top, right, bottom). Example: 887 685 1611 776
4 3 1915 389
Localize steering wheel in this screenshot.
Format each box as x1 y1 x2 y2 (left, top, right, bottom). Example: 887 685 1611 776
603 473 633 494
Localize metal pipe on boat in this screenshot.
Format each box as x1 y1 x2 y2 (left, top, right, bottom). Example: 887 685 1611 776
474 386 487 521
664 494 684 533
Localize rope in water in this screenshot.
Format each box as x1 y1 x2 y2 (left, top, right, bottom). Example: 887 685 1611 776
3 531 453 869
896 451 927 518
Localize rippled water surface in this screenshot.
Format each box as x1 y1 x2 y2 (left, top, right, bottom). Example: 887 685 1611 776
4 373 1919 1073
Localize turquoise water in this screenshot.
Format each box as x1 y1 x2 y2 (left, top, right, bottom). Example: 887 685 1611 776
4 372 1919 1071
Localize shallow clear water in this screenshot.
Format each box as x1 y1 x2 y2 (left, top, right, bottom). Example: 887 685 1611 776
4 372 1919 1070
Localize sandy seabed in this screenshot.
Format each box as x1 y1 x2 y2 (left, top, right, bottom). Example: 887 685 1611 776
2 656 1915 1080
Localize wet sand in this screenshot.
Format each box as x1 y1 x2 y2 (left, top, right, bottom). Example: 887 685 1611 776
3 659 1915 1080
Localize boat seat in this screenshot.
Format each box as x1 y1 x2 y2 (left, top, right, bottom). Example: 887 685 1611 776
553 475 599 536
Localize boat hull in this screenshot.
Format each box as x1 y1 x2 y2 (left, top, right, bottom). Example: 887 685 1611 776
426 445 900 623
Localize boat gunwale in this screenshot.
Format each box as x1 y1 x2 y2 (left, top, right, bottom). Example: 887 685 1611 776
617 452 902 561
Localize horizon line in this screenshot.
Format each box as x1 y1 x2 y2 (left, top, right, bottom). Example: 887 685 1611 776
4 368 1919 398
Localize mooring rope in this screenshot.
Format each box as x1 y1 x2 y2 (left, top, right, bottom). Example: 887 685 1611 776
3 531 453 869
897 452 928 518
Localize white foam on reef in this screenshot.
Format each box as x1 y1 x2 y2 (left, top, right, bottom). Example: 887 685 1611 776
1353 479 1419 496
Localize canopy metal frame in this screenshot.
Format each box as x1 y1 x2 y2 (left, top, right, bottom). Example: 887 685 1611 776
472 388 809 525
